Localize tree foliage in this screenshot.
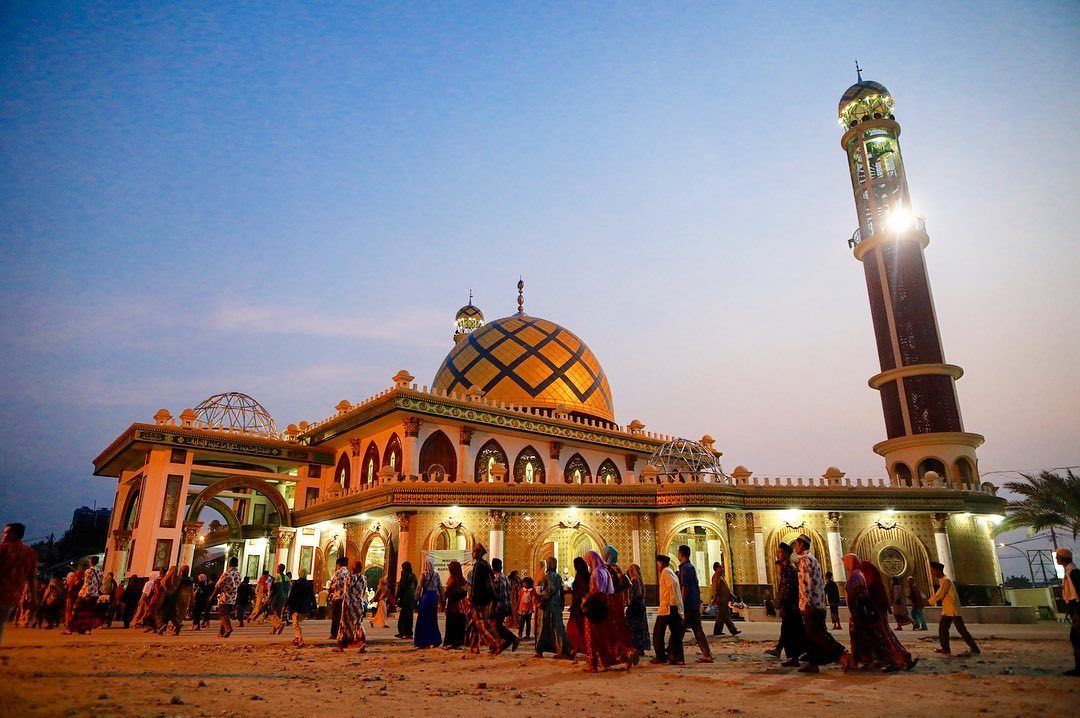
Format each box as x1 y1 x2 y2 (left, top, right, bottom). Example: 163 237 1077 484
997 469 1080 538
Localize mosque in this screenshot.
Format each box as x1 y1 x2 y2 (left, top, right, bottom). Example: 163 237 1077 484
93 76 1006 607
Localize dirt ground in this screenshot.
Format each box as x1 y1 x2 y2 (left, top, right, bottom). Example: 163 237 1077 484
0 619 1076 718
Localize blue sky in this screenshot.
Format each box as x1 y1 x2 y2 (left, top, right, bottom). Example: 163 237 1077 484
1 1 1077 572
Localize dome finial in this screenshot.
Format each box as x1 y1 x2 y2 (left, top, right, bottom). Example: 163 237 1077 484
855 59 863 83
468 289 473 306
517 277 524 315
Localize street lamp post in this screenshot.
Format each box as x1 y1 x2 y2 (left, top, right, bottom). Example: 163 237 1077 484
997 542 1036 585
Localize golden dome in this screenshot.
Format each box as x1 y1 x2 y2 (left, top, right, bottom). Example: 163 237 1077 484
433 314 615 422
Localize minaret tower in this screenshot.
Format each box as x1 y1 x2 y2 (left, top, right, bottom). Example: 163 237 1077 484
838 69 983 490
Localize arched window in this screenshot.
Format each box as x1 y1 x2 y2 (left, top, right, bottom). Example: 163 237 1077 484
474 439 508 483
514 445 545 484
563 453 591 484
597 458 621 485
121 488 141 530
362 442 380 488
419 430 457 482
917 457 948 487
893 462 913 487
955 457 976 490
334 453 351 489
383 434 402 475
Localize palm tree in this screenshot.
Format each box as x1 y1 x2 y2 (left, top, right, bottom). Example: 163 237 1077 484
997 470 1080 539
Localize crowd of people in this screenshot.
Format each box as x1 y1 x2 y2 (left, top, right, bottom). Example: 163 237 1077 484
3 521 1079 677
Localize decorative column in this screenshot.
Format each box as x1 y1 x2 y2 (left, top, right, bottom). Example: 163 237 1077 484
111 529 133 577
931 513 956 579
180 521 203 569
266 531 280 572
489 510 508 563
273 527 296 570
226 540 244 569
402 418 423 478
395 511 416 580
349 438 363 488
547 442 562 485
458 426 475 483
752 514 768 585
624 454 638 484
825 512 846 581
631 514 642 567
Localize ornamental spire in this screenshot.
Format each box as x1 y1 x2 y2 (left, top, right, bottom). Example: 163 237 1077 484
517 277 524 315
855 59 863 82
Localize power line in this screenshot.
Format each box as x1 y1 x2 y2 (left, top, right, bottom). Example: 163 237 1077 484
981 465 1080 477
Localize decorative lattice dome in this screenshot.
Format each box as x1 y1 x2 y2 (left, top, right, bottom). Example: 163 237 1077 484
433 313 615 422
194 392 278 436
644 438 729 484
838 80 891 114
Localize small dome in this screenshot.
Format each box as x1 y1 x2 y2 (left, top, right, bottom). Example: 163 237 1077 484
453 301 485 341
838 80 891 114
645 438 728 484
193 392 278 436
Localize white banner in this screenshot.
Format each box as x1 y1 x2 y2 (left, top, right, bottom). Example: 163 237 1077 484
422 549 473 584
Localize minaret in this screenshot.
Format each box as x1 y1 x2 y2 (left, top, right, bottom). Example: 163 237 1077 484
838 70 983 490
453 291 484 343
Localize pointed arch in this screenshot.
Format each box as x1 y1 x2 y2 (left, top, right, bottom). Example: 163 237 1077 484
597 458 622 485
513 445 545 484
917 457 948 487
419 430 457 482
528 520 608 574
563 453 591 484
361 441 380 488
474 439 508 483
334 452 351 489
851 522 934 601
383 433 402 474
765 524 829 584
120 485 142 530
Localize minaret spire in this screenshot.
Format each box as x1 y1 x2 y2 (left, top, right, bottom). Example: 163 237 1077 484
855 59 863 82
516 277 525 315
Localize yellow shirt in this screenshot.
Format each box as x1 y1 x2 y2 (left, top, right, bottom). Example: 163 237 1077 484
929 576 962 616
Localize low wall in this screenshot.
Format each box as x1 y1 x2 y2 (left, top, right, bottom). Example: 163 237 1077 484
743 604 1037 624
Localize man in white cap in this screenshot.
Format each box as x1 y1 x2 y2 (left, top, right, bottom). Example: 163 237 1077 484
792 534 845 672
1056 548 1080 676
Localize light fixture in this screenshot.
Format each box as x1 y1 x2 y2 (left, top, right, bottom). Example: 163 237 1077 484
359 513 369 520
886 206 915 232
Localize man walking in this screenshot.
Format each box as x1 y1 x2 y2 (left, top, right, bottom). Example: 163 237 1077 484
710 562 740 636
330 555 349 639
792 534 846 672
211 556 242 638
1056 548 1080 676
0 523 39 646
491 558 519 653
928 560 980 656
651 554 684 665
677 545 713 662
824 571 842 630
772 547 804 663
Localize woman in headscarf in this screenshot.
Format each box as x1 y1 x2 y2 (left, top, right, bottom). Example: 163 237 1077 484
626 564 651 654
42 570 66 629
334 561 367 652
601 546 638 661
840 554 917 673
565 556 590 658
860 560 892 626
190 574 212 631
414 554 444 648
534 556 567 658
507 570 522 632
443 560 469 649
395 561 417 640
62 570 80 633
582 550 639 672
370 577 390 629
159 565 194 635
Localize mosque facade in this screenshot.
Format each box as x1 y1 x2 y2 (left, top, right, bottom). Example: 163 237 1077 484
93 77 1006 605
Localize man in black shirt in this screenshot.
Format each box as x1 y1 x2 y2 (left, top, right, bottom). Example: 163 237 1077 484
824 571 842 630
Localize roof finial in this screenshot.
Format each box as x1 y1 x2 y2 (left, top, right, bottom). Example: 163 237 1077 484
517 277 524 315
468 289 473 306
855 59 863 83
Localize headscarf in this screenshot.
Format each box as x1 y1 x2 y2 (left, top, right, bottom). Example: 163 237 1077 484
162 565 179 593
573 556 590 589
473 542 487 558
841 553 861 575
422 553 436 579
179 565 190 579
860 559 891 613
446 560 466 597
603 545 619 566
586 551 614 594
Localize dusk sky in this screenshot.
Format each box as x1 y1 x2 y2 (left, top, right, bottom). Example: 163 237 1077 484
1 1 1077 577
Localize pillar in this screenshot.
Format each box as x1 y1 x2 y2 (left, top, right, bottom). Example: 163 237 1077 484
111 529 133 577
458 426 475 483
932 513 956 579
274 527 295 570
489 510 508 564
180 521 203 569
826 512 846 581
547 442 562 484
631 514 641 567
752 515 767 585
395 511 415 580
624 454 638 484
402 418 422 478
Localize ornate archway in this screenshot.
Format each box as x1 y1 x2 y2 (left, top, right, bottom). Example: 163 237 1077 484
474 439 509 483
383 434 402 474
528 520 608 576
334 453 351 489
564 453 591 484
765 523 830 584
597 458 622 485
361 442 380 488
419 430 457 482
659 517 731 586
423 519 477 551
513 445 545 484
851 521 934 599
185 475 292 528
119 485 142 531
184 495 242 546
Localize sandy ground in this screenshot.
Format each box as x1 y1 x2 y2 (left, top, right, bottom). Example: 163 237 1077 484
1 618 1076 718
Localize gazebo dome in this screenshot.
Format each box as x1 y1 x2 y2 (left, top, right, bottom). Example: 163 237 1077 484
644 437 728 484
433 313 614 422
838 80 891 114
193 392 278 436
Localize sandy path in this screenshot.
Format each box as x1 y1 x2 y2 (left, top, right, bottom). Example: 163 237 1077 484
1 620 1076 717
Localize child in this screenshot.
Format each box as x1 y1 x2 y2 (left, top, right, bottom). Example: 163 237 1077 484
517 576 537 639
